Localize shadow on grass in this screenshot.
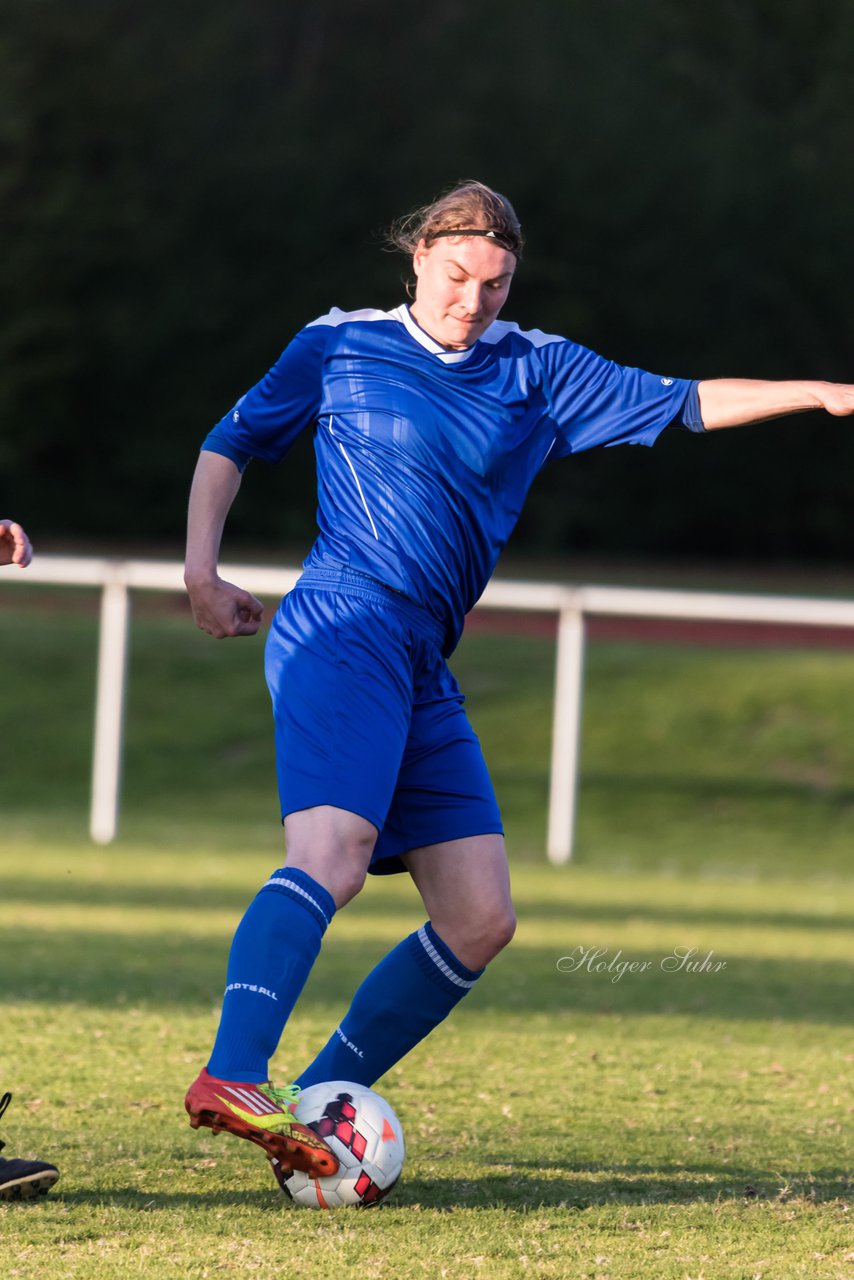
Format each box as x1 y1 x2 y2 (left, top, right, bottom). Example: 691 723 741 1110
50 1163 851 1211
1 874 851 935
398 1164 852 1209
1 926 851 1023
508 898 854 934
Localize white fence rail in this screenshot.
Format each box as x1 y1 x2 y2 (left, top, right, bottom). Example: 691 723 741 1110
5 555 854 862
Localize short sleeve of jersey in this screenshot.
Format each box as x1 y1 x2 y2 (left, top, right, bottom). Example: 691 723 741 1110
541 338 694 457
202 322 331 465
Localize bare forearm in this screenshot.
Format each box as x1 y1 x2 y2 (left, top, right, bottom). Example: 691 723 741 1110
698 379 854 431
184 451 243 586
183 451 264 638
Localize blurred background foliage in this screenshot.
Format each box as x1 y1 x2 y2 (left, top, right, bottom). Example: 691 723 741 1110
2 0 854 561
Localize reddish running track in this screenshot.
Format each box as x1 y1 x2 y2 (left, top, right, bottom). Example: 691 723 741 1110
465 608 854 650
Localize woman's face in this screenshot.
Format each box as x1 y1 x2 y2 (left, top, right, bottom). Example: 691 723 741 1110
410 235 516 350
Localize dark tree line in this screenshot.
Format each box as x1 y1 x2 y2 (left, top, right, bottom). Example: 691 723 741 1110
3 0 854 561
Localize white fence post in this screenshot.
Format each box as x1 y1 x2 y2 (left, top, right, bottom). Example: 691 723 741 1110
547 604 586 865
90 577 130 845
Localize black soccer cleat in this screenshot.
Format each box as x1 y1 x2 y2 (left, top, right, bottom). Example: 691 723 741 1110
0 1092 59 1201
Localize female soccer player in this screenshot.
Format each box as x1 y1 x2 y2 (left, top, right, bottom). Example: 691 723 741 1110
183 181 854 1177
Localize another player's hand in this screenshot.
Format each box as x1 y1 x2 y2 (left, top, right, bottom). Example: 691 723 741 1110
186 575 264 639
0 519 33 568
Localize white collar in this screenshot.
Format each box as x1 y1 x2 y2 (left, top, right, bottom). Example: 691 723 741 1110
394 305 486 365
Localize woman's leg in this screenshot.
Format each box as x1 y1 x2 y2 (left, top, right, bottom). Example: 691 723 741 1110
295 834 515 1089
205 805 377 1082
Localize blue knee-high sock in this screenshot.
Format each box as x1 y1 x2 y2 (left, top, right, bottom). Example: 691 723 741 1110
295 921 483 1089
207 868 335 1083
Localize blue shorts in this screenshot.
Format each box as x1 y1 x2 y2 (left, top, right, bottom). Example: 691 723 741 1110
264 566 503 874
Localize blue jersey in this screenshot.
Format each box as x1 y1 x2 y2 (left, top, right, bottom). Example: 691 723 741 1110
204 304 697 653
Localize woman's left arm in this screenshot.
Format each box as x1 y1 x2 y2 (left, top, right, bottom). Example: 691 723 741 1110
697 379 854 431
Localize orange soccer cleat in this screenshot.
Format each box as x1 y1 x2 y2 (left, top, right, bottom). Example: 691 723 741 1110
184 1068 338 1177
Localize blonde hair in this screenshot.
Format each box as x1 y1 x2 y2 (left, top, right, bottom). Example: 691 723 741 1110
388 180 524 260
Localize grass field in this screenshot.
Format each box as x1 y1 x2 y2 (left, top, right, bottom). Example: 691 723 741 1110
1 594 852 1278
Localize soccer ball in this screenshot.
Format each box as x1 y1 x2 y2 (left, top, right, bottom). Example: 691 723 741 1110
272 1081 405 1208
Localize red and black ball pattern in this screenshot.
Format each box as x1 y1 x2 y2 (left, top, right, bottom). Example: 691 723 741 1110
314 1093 368 1162
310 1092 390 1204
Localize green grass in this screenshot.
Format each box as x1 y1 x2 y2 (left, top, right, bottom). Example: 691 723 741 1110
1 850 851 1278
1 594 853 1277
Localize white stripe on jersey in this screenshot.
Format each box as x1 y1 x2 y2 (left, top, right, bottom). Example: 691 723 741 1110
540 438 556 467
306 306 393 329
325 418 380 541
478 318 565 349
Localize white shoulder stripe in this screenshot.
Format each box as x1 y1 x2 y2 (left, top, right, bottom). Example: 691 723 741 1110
478 319 565 349
305 305 567 355
306 307 395 329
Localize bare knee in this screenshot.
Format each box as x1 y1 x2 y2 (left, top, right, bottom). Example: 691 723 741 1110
283 805 377 908
329 850 370 907
286 839 371 908
479 904 517 963
435 903 517 971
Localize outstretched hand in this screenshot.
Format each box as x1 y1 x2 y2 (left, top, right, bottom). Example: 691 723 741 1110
0 519 33 568
813 382 854 417
186 575 264 639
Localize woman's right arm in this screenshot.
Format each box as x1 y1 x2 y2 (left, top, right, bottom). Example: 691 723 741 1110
184 450 264 638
